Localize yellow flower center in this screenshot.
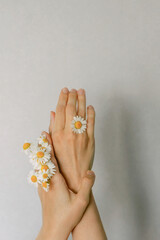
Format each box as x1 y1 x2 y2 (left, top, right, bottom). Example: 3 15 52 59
43 138 48 143
42 182 47 188
43 173 48 179
41 165 49 171
31 175 37 183
37 151 44 158
75 121 82 129
23 143 30 150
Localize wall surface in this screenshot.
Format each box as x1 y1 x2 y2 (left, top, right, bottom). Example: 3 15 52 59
0 1 160 240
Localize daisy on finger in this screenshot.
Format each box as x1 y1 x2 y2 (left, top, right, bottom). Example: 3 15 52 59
71 116 87 134
24 134 55 192
41 181 50 192
28 170 39 187
39 144 52 153
37 134 50 148
30 147 51 164
39 170 52 182
39 162 56 175
39 163 49 172
23 141 32 156
48 161 56 175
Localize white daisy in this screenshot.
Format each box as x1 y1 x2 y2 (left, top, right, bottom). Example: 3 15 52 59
38 169 52 182
48 161 56 175
24 134 56 192
39 144 52 153
37 134 49 148
23 141 32 155
27 170 39 187
37 163 49 172
71 116 87 134
39 162 56 175
29 147 51 165
41 181 50 192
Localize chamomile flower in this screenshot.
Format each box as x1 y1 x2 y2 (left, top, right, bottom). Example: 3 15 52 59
71 116 87 134
39 169 52 182
40 163 49 172
23 141 32 155
40 144 52 153
28 170 39 187
37 134 49 148
30 147 51 165
24 134 56 192
41 181 50 192
48 161 56 175
39 162 56 174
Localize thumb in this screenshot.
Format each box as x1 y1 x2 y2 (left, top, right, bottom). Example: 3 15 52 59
76 171 95 208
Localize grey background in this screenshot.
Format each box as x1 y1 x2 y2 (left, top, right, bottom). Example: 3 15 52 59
0 0 160 239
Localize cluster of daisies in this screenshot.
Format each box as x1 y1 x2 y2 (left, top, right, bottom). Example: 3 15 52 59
23 134 56 192
22 116 86 191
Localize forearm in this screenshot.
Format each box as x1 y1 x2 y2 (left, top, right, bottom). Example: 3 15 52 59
72 192 107 240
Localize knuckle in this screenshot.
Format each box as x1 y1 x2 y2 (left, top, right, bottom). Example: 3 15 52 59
66 103 75 113
56 104 65 113
79 108 86 116
88 118 95 126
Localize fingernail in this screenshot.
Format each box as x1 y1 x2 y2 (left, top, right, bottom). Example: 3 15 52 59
70 88 77 93
88 105 93 109
78 88 85 95
50 111 54 120
62 87 69 94
41 131 46 137
86 170 95 178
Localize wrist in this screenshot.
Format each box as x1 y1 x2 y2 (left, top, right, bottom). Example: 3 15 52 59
36 225 70 240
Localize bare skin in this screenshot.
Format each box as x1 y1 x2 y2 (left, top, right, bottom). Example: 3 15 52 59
49 88 107 240
49 88 95 192
36 132 95 240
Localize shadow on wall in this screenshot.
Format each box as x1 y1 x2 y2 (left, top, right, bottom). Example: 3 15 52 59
96 96 151 240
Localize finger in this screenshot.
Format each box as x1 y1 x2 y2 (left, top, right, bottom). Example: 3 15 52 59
41 131 59 172
49 111 55 135
75 171 95 210
87 105 95 139
50 172 67 190
65 89 77 129
54 88 69 131
42 131 53 150
77 88 86 119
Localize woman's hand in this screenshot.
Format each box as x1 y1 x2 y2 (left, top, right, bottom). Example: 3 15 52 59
49 88 95 192
49 88 107 240
36 132 95 240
